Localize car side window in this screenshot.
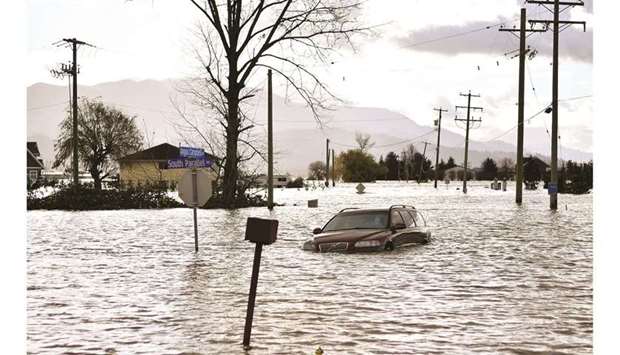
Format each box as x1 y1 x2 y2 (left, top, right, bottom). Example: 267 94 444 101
401 210 415 227
406 210 418 227
390 210 404 226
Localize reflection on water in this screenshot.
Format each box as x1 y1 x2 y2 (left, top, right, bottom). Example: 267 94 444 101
27 182 592 354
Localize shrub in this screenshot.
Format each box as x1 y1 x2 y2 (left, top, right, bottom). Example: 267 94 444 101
27 182 183 210
286 177 304 188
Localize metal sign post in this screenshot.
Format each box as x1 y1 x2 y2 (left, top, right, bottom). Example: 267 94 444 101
192 169 199 252
178 169 213 252
242 217 278 350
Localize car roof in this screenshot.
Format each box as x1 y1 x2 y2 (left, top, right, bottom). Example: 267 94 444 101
338 207 415 215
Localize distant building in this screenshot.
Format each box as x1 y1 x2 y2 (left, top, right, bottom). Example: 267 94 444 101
41 170 68 182
257 174 290 188
523 156 549 183
27 142 44 184
118 143 219 188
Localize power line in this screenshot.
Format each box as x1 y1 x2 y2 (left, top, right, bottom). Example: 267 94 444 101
560 95 592 102
27 101 69 111
373 129 437 149
327 129 437 150
480 91 592 144
399 17 519 49
483 106 548 142
274 117 416 123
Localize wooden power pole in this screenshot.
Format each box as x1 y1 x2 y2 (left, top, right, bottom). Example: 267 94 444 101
455 91 483 194
325 139 330 187
331 148 335 187
499 8 546 205
51 38 94 186
526 0 586 210
433 108 448 188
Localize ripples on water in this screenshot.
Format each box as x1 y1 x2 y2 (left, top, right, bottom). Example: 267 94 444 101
27 182 592 354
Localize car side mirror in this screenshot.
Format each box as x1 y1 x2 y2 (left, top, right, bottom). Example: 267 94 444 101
312 227 322 235
391 223 406 232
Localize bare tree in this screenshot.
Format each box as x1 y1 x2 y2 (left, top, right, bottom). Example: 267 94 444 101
180 0 370 207
355 132 375 152
307 160 326 180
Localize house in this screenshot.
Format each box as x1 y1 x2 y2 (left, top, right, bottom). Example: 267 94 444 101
523 155 550 183
27 142 44 184
118 143 219 188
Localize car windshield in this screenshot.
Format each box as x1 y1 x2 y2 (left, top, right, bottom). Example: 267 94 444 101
323 211 388 232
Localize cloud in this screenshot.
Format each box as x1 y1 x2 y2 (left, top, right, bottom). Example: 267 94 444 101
395 5 592 62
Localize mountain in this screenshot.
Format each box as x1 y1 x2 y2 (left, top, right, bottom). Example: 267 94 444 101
27 79 592 176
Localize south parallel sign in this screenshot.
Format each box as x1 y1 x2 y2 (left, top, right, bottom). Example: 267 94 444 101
180 146 206 159
167 158 212 169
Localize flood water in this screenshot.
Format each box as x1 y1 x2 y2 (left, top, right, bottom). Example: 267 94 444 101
27 182 592 354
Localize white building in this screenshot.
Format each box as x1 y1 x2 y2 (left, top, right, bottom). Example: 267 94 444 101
257 174 290 188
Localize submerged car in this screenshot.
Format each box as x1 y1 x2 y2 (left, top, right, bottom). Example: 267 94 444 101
302 205 431 252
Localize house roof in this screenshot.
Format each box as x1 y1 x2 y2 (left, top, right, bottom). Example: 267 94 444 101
118 143 219 162
524 156 550 167
27 142 40 156
27 149 44 169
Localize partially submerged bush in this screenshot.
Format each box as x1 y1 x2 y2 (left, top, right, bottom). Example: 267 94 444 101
203 192 269 209
286 177 304 188
27 182 183 210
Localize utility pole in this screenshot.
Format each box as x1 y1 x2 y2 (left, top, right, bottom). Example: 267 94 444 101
526 0 586 210
331 148 335 187
51 38 94 186
433 108 448 188
402 150 409 182
325 139 330 187
418 141 430 183
267 70 274 210
500 8 546 205
455 91 483 194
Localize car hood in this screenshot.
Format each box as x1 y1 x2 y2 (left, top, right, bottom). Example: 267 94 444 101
313 229 388 244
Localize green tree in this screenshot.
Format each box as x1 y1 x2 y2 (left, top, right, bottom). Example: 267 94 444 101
384 151 399 180
340 150 381 183
478 157 498 181
53 98 143 190
411 152 432 182
559 160 593 194
498 158 514 180
435 158 446 180
446 157 457 169
377 155 388 180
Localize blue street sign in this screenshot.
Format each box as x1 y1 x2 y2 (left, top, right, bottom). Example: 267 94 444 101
167 158 212 169
180 146 205 159
548 183 558 194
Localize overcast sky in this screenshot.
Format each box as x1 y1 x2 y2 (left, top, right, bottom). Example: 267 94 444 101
27 0 593 152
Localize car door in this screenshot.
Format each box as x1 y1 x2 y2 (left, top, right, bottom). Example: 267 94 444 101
404 209 429 244
391 209 416 246
390 209 409 247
